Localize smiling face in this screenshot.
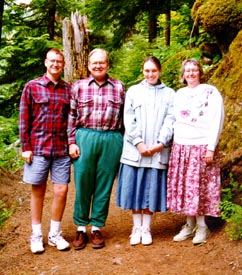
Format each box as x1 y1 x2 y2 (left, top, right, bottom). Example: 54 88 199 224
143 60 161 85
182 62 201 87
45 50 65 81
88 50 109 83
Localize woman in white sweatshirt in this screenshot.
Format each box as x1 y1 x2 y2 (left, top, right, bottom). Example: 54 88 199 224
167 58 224 245
116 56 175 246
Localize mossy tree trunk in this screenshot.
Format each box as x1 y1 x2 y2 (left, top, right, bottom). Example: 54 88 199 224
62 12 89 84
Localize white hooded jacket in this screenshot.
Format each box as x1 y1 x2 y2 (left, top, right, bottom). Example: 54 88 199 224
120 80 175 169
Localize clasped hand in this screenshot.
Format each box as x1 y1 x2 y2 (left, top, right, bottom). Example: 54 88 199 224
137 142 164 156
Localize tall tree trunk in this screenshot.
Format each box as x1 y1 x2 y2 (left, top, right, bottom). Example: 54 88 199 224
164 0 171 46
148 14 157 43
148 0 158 43
0 0 4 45
48 0 56 40
62 12 89 83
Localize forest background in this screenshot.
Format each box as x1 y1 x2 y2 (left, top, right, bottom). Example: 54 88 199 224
0 0 241 240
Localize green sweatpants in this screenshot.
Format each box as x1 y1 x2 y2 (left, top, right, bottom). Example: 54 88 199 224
73 128 123 227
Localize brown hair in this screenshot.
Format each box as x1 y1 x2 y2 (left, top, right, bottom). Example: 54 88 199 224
143 56 162 71
46 48 65 61
180 58 204 84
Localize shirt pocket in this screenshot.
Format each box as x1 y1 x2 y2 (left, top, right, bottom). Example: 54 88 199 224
32 96 49 118
105 96 122 121
121 140 140 162
78 98 93 118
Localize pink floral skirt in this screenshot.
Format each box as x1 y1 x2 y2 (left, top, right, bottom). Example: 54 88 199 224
167 143 221 217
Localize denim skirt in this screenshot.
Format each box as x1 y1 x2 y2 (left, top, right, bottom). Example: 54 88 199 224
116 164 167 212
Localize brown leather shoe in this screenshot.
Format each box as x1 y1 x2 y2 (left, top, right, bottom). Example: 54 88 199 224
73 231 88 250
91 230 105 249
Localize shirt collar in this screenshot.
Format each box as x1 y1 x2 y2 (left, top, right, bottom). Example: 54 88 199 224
42 73 65 86
88 74 115 87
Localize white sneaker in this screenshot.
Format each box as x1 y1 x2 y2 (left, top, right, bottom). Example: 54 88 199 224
141 227 152 245
192 225 210 245
130 226 141 245
173 224 195 242
48 231 70 250
30 234 45 254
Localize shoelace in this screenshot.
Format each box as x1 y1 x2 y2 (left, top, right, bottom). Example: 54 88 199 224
92 230 102 240
31 235 42 242
51 231 64 241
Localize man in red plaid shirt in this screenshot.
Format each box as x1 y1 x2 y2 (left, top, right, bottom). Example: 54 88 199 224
68 48 125 250
19 48 71 254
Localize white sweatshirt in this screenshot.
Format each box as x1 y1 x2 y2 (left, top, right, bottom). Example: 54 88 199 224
173 83 224 151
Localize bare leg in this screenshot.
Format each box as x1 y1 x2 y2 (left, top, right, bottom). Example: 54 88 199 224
31 184 46 224
51 184 68 222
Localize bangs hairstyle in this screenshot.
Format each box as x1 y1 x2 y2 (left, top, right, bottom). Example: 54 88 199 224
88 48 109 64
180 58 205 84
143 56 162 71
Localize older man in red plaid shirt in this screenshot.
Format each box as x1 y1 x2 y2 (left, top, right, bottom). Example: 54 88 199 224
68 48 125 250
19 48 71 254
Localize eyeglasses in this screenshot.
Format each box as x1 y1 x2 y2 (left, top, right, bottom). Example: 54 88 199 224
46 59 64 64
184 69 199 73
89 61 107 66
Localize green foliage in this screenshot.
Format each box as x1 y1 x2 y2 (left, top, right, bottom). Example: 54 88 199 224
85 0 195 49
109 35 154 88
0 34 62 117
0 200 11 229
157 6 192 46
219 174 242 241
156 47 202 89
0 114 23 172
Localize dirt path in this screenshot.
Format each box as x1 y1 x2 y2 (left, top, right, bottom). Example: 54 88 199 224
0 172 241 275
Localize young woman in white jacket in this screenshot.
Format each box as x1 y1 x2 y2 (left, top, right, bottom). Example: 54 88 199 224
116 56 175 246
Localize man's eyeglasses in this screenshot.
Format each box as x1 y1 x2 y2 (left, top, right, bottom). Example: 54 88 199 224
46 59 64 64
89 61 107 66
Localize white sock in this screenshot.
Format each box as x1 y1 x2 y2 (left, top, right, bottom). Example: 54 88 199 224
91 225 100 232
50 220 61 234
77 226 87 233
32 223 42 235
142 214 152 230
132 213 142 228
196 216 206 227
186 216 196 227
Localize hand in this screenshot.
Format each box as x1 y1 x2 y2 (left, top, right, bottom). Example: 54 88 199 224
149 143 164 155
205 150 214 165
69 144 80 159
136 142 152 156
22 151 33 164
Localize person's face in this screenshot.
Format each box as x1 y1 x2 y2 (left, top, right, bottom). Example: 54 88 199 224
88 52 109 81
143 60 161 85
183 62 200 87
45 51 65 78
